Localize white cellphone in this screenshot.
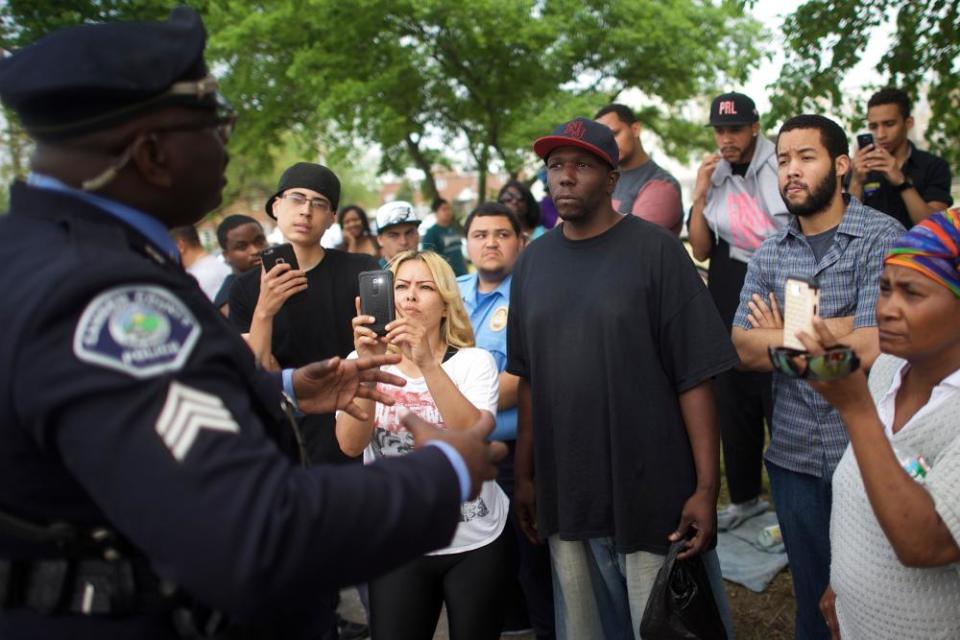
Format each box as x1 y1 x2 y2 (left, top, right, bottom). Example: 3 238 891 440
782 276 820 350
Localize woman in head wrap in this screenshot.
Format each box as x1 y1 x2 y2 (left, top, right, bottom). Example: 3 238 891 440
795 209 960 639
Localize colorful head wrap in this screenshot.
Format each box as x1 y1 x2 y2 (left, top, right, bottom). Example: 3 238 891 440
885 208 960 297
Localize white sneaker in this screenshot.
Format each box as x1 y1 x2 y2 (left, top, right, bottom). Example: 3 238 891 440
717 498 769 531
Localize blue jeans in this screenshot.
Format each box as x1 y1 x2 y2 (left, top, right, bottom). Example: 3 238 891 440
549 536 734 640
766 461 832 640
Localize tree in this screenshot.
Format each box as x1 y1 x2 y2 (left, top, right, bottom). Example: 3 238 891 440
1 1 765 207
768 0 960 170
208 0 763 200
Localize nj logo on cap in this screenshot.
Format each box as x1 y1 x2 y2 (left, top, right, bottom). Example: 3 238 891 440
563 120 586 139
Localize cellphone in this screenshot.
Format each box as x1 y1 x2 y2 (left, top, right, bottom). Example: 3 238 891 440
856 133 874 149
260 243 300 272
358 270 395 336
260 243 306 302
782 276 820 351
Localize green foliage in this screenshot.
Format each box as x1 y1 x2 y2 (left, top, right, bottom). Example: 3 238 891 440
0 0 180 47
209 0 762 195
769 0 960 169
0 0 764 204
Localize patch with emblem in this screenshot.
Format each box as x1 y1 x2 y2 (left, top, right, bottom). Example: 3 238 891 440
73 285 200 378
489 305 508 332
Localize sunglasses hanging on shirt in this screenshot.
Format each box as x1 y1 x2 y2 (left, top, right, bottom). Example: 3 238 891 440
767 345 861 381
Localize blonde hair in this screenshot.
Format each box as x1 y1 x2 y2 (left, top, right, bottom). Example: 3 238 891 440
389 250 475 349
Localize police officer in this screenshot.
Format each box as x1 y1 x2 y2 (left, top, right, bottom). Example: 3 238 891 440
0 8 504 639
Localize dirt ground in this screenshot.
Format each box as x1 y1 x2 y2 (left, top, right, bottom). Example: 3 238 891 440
340 455 797 639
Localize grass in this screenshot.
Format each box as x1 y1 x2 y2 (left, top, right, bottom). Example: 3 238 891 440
718 447 796 639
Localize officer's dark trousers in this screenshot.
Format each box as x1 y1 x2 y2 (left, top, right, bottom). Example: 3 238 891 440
715 368 773 504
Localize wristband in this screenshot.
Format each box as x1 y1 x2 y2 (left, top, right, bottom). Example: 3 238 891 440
895 179 914 193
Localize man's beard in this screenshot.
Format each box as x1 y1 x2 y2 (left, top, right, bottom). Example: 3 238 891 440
782 164 837 217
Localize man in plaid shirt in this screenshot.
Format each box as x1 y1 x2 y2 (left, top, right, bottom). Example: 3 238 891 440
732 114 903 639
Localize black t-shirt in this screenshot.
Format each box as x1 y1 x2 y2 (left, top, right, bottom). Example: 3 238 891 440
213 272 236 310
229 249 379 464
706 238 748 331
506 215 739 554
859 142 954 229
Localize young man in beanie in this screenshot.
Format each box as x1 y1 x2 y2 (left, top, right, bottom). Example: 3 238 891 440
0 7 507 639
228 162 381 638
508 117 737 638
594 104 684 235
687 92 789 532
229 162 379 465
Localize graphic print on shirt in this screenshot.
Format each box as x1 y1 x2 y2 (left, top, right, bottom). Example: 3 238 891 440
727 192 776 252
373 385 489 522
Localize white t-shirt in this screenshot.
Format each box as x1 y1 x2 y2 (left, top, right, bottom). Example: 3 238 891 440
187 254 231 301
831 354 960 638
351 347 508 555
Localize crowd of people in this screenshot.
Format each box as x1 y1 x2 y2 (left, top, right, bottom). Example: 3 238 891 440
0 7 958 640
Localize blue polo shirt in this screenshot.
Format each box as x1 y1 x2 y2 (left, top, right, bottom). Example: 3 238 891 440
457 272 516 441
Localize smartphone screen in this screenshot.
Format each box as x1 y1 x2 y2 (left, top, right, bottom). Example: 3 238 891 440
359 270 395 336
782 276 820 351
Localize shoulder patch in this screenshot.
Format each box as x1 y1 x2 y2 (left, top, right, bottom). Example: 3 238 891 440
73 285 201 379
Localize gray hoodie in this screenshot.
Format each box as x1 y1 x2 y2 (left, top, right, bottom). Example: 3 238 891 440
703 134 789 263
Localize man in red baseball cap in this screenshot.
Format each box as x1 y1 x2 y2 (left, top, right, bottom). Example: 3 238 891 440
508 117 737 638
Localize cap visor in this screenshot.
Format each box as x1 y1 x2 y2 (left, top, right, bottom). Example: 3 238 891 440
265 194 279 219
533 136 616 167
707 119 757 127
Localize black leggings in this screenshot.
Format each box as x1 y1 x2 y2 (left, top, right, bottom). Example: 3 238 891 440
368 528 515 640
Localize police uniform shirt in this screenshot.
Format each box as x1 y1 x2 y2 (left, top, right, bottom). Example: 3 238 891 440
457 272 516 442
0 181 462 638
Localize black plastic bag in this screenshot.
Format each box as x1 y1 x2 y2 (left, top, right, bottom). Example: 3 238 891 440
638 541 727 639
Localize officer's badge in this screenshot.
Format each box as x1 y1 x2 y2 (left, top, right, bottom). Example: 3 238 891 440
73 286 200 378
489 305 508 332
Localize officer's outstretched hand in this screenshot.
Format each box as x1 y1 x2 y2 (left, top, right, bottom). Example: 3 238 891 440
293 354 406 419
401 408 508 501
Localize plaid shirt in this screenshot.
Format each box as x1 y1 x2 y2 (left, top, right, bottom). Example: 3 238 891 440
734 197 904 477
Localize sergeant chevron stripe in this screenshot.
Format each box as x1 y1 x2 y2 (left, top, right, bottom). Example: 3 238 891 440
156 382 239 461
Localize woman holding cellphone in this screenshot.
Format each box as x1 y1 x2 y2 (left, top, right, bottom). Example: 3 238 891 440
336 250 512 640
794 209 960 639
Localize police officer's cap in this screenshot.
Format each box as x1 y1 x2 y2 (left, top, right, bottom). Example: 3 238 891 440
0 6 217 141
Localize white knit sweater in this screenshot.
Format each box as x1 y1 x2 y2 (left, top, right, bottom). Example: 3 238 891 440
831 354 960 639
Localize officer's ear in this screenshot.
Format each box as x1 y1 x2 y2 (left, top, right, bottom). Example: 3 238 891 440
130 133 173 188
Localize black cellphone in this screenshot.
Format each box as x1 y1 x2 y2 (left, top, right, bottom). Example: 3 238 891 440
260 243 305 301
358 270 395 336
856 133 874 149
260 243 300 272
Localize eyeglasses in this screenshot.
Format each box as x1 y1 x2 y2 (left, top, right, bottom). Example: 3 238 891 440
498 192 523 204
281 192 332 213
151 113 237 144
767 346 861 381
